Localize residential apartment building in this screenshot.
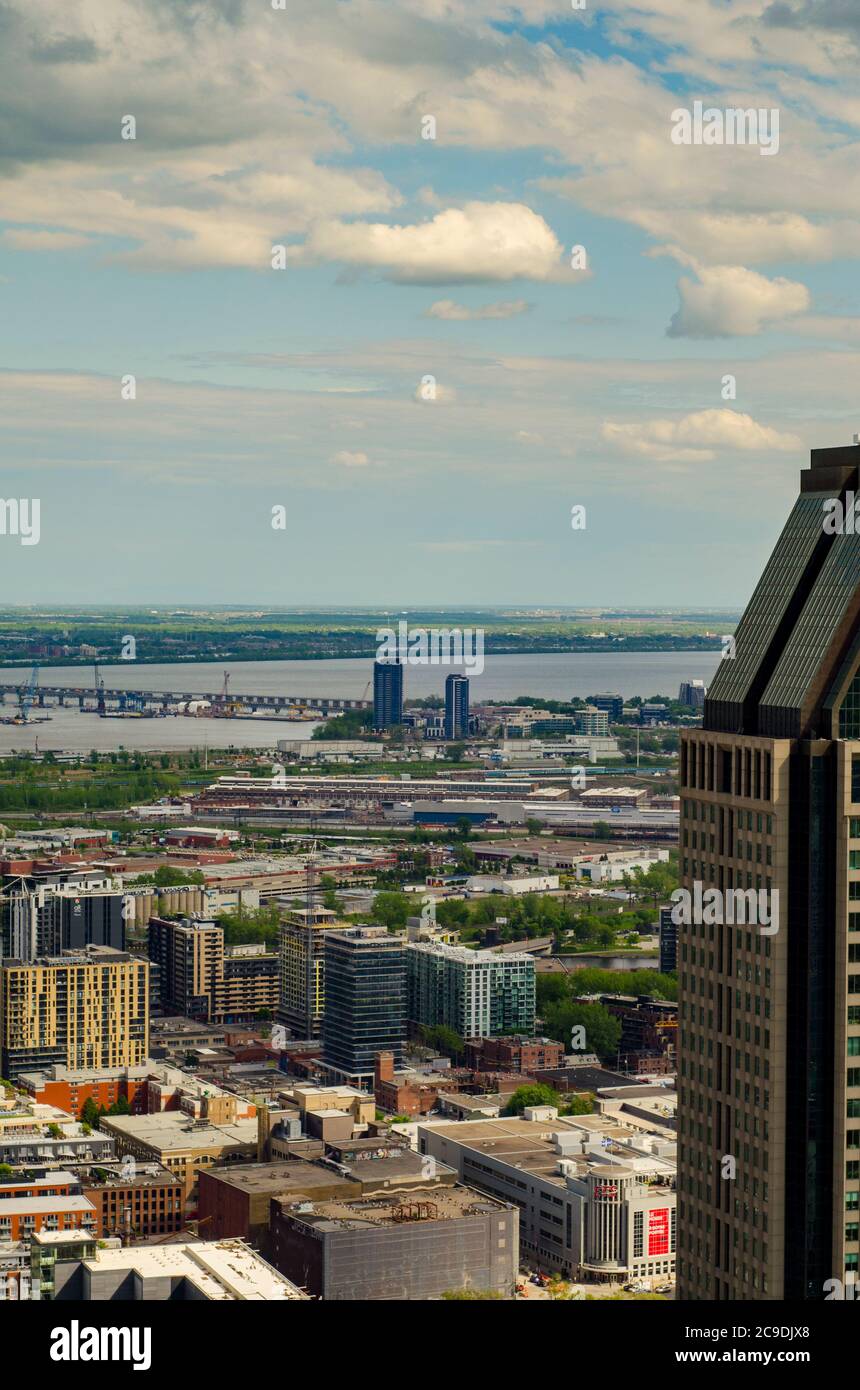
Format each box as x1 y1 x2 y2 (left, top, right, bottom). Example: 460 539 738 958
149 916 277 1024
79 1163 185 1240
1 877 125 963
444 673 470 741
148 916 223 1020
407 941 536 1040
373 659 403 730
463 1035 564 1074
277 906 348 1038
0 947 149 1082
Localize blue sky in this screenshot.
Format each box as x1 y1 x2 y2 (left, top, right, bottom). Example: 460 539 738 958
2 0 860 606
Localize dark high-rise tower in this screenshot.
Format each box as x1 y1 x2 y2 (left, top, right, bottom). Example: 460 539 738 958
677 443 860 1301
322 926 406 1087
444 673 469 740
373 659 403 730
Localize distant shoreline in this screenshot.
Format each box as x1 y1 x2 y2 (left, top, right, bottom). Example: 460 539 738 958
0 639 725 671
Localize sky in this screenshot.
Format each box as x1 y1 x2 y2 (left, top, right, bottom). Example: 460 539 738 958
2 0 860 606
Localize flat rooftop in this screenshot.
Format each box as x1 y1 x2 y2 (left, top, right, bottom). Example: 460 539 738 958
285 1185 507 1231
201 1160 356 1198
0 1195 95 1216
0 1171 77 1189
81 1239 307 1300
99 1113 257 1155
423 1115 675 1187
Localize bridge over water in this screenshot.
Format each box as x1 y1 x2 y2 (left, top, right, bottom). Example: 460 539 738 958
0 684 370 715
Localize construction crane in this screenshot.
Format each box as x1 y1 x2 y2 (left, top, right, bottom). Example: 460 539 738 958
94 661 105 715
214 669 244 718
15 663 39 723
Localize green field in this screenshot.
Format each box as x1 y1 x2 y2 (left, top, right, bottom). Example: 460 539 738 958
0 605 738 667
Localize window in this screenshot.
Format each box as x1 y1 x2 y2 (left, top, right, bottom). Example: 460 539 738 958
844 680 860 740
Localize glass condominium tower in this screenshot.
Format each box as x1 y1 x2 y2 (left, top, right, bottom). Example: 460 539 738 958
677 444 860 1301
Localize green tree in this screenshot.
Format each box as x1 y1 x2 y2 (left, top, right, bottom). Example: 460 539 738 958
536 973 568 1007
562 1092 595 1116
503 1083 561 1115
420 1024 465 1061
81 1097 101 1129
542 1000 622 1063
372 891 410 931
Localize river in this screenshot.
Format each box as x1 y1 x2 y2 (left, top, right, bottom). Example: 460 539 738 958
0 650 720 754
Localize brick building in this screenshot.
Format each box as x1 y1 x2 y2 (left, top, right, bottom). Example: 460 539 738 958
463 1035 564 1075
79 1163 185 1240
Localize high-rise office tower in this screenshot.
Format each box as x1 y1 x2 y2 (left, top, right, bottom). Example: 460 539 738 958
322 926 406 1087
444 673 469 740
0 946 149 1082
677 443 860 1300
373 659 403 730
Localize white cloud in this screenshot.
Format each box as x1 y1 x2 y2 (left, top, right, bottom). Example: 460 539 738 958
425 297 531 319
667 262 810 337
289 203 569 284
602 408 801 462
787 314 860 341
330 449 371 467
2 228 93 250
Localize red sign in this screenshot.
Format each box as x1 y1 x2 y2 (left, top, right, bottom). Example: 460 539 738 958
648 1207 669 1256
594 1184 618 1198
